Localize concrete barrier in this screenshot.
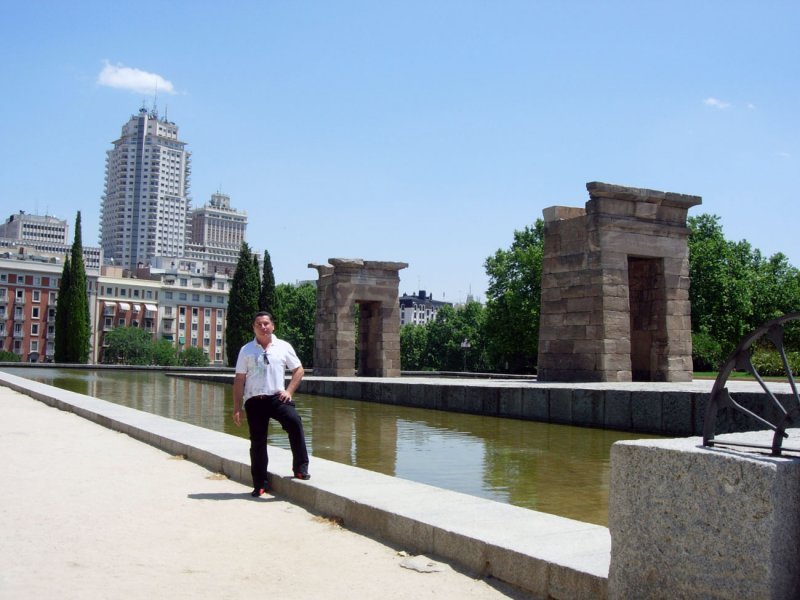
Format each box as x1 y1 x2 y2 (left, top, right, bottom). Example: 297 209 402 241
608 432 800 598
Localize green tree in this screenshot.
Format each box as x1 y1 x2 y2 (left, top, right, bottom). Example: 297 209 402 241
483 220 544 373
102 327 153 365
179 346 210 367
273 282 316 366
151 339 178 366
54 212 91 363
424 302 488 371
400 324 429 371
225 242 260 366
259 250 276 313
0 350 21 362
53 254 72 363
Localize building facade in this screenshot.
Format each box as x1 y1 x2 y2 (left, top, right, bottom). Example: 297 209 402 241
184 192 247 275
100 107 191 270
0 212 69 244
0 252 98 362
399 290 451 326
0 252 229 365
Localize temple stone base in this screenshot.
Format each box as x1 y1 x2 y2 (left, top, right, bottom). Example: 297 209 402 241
608 431 800 599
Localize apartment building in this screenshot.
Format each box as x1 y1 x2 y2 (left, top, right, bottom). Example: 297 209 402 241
0 253 229 365
399 290 451 326
100 107 191 270
185 192 247 275
0 251 99 362
0 212 69 244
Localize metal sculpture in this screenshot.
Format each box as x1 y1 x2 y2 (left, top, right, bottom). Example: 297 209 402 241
702 311 800 456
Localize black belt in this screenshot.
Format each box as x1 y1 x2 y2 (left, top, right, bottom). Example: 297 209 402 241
248 393 281 401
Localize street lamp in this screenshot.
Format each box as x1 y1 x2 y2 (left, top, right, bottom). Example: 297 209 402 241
461 338 471 372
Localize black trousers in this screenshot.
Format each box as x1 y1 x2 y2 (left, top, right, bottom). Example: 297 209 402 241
244 394 309 488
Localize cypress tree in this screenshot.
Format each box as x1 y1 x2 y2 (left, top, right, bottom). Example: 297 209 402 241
259 249 275 313
225 242 260 366
53 254 72 363
65 212 91 363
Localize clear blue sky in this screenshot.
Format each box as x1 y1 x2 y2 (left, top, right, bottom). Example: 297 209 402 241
1 1 797 303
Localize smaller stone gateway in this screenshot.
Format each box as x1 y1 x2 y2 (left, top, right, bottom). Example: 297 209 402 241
309 258 407 377
537 182 701 382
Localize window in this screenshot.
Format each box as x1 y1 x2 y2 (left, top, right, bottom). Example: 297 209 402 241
118 318 125 327
179 293 187 301
30 323 39 336
32 290 41 302
31 307 40 319
16 289 24 301
120 289 127 297
165 291 173 299
192 294 200 302
204 308 211 317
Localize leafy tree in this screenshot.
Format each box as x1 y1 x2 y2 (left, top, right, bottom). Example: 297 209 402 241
483 220 544 373
151 339 178 366
688 214 800 367
273 282 316 366
102 327 153 365
0 350 21 362
400 324 429 371
54 212 91 363
424 302 488 371
179 346 210 367
225 242 260 366
259 250 276 313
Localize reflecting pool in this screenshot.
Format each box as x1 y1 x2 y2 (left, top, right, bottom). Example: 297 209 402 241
5 367 662 525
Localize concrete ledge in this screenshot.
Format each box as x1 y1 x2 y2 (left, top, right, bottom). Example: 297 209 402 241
0 370 610 599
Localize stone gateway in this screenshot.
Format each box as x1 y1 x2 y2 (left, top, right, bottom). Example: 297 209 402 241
309 258 407 377
537 182 701 382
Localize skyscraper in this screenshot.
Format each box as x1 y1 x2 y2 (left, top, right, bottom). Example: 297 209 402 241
100 107 191 269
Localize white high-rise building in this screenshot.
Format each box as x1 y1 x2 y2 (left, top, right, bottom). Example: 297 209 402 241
100 107 191 270
184 192 248 274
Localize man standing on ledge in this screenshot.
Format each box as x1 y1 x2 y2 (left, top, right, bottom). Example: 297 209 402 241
233 311 310 497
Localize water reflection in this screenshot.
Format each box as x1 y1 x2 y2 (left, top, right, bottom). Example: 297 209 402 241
5 367 660 525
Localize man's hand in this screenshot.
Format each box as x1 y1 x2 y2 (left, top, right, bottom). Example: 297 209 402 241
233 408 242 426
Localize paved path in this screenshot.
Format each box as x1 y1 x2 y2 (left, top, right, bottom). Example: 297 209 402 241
0 387 527 600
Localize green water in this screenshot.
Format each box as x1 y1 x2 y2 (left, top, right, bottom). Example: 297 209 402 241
4 367 661 525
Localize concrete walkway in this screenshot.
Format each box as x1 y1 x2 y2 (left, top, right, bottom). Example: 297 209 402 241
0 385 528 600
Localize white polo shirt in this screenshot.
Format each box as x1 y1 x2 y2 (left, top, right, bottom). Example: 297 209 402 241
235 336 302 401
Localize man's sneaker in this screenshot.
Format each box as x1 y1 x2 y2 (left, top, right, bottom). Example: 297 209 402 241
251 487 266 497
294 472 311 480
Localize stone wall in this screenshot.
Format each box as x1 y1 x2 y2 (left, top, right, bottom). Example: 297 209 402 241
537 182 701 382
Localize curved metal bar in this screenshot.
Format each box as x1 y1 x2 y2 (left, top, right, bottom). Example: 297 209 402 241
702 312 800 456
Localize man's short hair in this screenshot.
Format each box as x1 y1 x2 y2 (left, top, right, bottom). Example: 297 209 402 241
253 311 274 325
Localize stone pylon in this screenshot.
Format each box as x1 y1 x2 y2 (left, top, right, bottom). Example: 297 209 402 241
308 258 408 377
537 182 701 382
